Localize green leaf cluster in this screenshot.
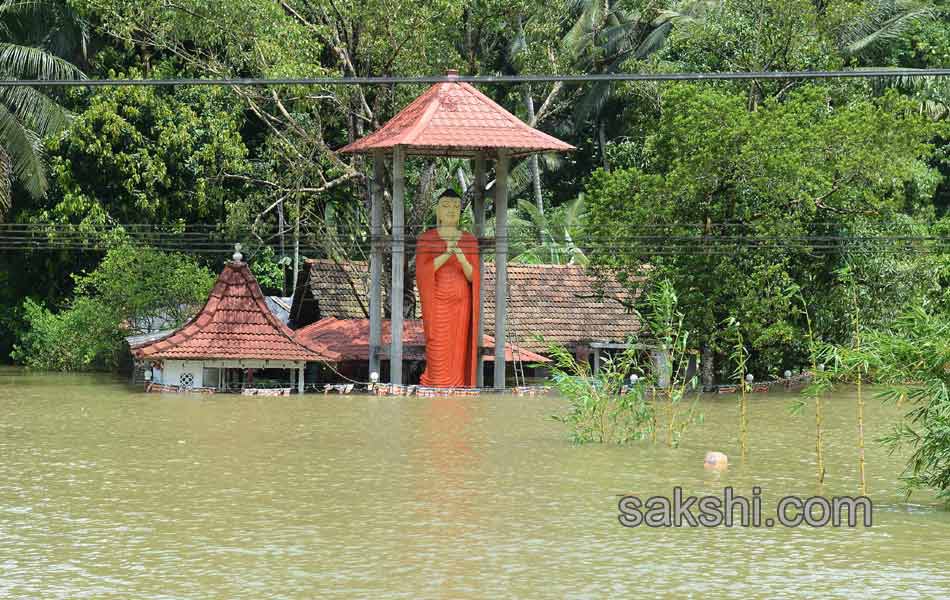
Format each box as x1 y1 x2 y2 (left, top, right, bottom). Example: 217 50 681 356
583 82 944 377
12 244 214 371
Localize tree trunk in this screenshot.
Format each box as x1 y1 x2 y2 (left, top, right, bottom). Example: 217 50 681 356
598 120 609 171
524 88 544 215
702 345 714 390
524 87 545 247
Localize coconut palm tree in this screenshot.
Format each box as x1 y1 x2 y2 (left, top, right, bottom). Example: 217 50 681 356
563 1 715 169
835 0 937 56
0 0 86 218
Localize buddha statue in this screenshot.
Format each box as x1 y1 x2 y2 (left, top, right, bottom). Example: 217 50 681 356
415 190 481 388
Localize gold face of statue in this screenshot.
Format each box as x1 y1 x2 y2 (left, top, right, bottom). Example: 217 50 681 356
436 196 461 228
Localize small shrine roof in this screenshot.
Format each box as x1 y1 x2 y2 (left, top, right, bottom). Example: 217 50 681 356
135 262 340 362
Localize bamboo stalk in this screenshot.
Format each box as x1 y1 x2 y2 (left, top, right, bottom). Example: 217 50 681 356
857 372 866 495
667 386 674 448
740 383 748 458
816 394 825 484
651 387 657 444
801 293 824 487
850 280 866 496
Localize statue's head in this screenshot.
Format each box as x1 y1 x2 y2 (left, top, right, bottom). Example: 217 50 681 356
435 189 461 228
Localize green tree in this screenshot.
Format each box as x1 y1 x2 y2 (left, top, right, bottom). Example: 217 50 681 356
12 244 214 371
33 74 249 228
856 304 950 504
0 0 85 216
583 84 941 379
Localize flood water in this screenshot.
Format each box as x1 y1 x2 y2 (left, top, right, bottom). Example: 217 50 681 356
1 367 949 598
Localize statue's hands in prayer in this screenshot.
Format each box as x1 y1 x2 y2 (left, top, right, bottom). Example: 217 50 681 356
434 238 456 270
433 233 471 281
451 244 473 281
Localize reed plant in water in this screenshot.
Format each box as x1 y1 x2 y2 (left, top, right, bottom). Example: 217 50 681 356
845 270 869 496
547 341 653 445
644 280 702 449
826 266 872 496
790 289 830 486
547 279 701 447
725 317 750 458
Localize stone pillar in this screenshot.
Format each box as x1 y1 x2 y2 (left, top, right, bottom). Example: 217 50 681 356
369 150 385 378
390 145 406 385
472 154 486 388
652 349 671 388
493 151 509 390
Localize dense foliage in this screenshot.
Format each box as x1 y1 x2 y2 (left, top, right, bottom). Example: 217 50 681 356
583 84 945 378
11 245 214 370
0 0 948 381
826 305 950 503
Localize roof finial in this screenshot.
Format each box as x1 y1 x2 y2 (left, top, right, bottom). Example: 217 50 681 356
232 243 243 263
446 69 459 80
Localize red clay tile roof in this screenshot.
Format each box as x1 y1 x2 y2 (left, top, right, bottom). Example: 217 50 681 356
294 317 549 363
339 79 574 158
135 261 340 362
482 263 642 354
303 258 420 319
300 260 641 355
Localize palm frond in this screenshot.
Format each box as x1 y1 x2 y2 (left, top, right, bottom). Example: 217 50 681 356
0 84 70 136
634 19 673 59
840 2 936 55
574 78 613 128
505 158 535 200
0 100 48 200
0 42 85 79
0 146 11 217
517 198 551 234
0 1 47 19
561 0 606 56
600 19 644 57
860 67 950 120
563 194 586 227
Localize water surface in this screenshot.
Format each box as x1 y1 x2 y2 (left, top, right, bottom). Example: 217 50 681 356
1 367 948 598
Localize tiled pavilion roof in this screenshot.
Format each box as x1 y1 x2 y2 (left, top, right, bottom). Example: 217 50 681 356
294 317 549 363
339 74 574 158
134 261 340 362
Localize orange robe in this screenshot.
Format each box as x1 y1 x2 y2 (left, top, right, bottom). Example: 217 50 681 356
415 228 480 388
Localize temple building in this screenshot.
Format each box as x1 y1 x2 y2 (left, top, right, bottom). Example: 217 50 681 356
130 250 338 393
290 259 643 385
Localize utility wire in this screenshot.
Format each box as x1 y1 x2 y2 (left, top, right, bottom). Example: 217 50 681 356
2 69 949 88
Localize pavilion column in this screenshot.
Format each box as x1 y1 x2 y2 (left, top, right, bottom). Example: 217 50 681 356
494 151 509 390
298 364 305 394
390 145 406 385
369 150 385 378
472 154 487 388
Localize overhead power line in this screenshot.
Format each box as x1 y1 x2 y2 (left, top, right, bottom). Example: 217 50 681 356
2 69 950 88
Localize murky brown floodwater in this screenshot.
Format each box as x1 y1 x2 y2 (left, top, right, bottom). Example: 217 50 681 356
1 366 949 598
